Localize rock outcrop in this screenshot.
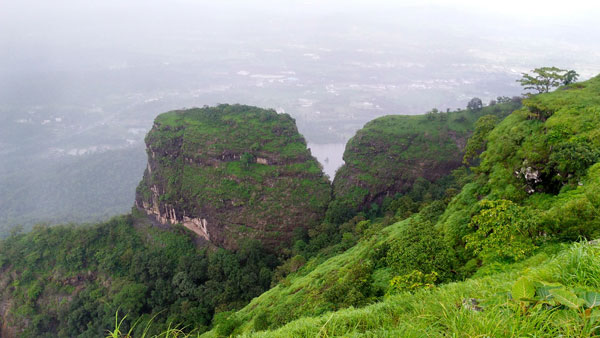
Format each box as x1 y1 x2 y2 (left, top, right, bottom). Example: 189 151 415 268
135 104 331 251
330 102 519 221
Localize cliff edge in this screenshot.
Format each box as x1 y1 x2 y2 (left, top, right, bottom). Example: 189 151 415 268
135 104 331 251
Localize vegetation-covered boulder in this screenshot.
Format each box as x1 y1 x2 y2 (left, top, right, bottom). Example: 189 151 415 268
135 104 331 251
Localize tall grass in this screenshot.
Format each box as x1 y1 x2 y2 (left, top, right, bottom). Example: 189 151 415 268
106 311 200 338
229 242 600 338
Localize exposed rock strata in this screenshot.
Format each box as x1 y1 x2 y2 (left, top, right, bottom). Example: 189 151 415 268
135 104 331 251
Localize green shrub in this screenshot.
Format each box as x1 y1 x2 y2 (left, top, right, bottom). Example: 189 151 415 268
240 152 255 169
465 199 539 263
463 114 498 165
547 138 599 182
385 216 454 282
323 260 374 309
388 270 438 294
325 198 359 224
253 311 270 331
214 312 241 337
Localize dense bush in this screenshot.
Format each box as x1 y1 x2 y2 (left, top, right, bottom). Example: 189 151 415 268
386 215 455 283
464 199 539 263
323 260 375 310
463 115 498 165
388 270 438 294
253 311 270 331
547 138 599 182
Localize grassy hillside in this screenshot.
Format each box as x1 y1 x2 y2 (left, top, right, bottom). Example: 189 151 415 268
200 76 600 337
3 74 599 337
438 75 600 258
239 241 600 337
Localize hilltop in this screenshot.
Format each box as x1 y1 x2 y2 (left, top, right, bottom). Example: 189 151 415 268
329 99 520 223
135 104 331 251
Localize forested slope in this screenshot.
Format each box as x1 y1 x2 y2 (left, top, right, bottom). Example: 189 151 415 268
202 76 600 337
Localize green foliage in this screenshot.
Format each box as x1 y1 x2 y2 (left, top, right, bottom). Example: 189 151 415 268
240 152 255 169
510 276 600 312
223 242 600 338
517 66 579 94
0 215 279 337
548 138 600 180
462 114 498 164
8 75 600 338
465 199 539 263
214 312 241 337
323 260 375 310
563 70 580 85
253 311 270 332
271 255 306 284
386 216 454 282
112 283 148 318
388 270 438 294
325 198 360 224
512 276 536 300
199 75 600 337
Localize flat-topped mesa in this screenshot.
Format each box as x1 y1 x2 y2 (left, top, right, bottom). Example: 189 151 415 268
135 104 331 251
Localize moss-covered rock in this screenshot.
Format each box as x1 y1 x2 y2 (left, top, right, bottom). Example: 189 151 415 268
135 104 331 251
331 102 520 222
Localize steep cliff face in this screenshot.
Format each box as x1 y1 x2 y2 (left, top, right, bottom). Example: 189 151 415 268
330 102 520 221
135 104 331 251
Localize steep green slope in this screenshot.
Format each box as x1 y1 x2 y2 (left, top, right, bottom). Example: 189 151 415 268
240 241 600 337
329 101 520 223
199 207 446 337
3 75 600 338
439 76 600 259
136 104 331 251
0 213 279 337
202 76 600 337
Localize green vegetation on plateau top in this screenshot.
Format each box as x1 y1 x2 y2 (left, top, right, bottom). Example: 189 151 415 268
329 99 521 223
150 104 311 161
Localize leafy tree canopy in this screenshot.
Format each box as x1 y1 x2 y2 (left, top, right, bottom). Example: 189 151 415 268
517 67 579 95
